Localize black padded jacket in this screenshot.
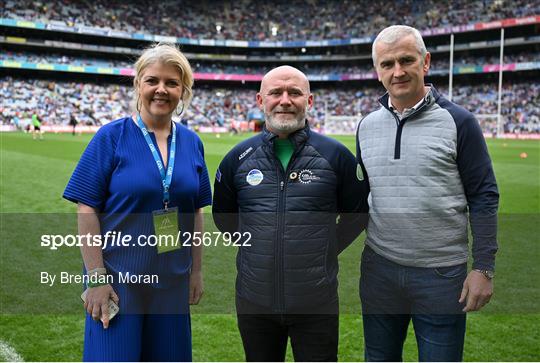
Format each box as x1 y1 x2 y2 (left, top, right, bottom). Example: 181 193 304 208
212 124 369 313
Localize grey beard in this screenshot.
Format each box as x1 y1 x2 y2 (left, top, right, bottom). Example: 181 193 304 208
264 109 306 134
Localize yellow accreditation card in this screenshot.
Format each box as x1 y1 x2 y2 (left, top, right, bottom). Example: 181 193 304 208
152 207 181 254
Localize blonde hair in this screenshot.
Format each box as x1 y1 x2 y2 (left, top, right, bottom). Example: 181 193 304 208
133 43 193 114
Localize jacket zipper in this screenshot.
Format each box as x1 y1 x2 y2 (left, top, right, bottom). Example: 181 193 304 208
272 144 300 313
276 176 285 313
274 160 286 313
392 102 429 160
393 113 404 159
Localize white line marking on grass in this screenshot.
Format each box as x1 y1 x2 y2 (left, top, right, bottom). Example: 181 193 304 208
0 340 24 362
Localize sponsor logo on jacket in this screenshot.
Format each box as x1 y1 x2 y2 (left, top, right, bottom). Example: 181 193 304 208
246 169 264 186
239 147 253 160
298 169 320 184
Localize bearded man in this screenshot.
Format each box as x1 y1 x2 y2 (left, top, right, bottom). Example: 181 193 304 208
212 65 369 362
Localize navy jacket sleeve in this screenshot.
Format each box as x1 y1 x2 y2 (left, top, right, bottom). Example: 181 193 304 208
444 101 499 271
335 144 370 254
314 132 369 254
212 153 239 234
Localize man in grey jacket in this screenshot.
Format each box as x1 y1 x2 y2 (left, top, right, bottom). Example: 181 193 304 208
356 25 499 361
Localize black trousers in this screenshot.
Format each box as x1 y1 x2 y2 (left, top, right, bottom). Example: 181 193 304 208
236 298 339 362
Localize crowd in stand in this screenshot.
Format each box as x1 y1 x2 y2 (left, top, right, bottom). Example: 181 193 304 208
3 50 538 76
3 0 538 41
431 52 540 72
2 0 537 135
439 83 540 134
1 77 538 134
193 53 540 75
0 51 133 68
0 77 131 128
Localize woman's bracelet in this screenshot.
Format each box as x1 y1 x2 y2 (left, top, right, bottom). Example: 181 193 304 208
87 281 109 288
87 267 107 276
86 267 108 288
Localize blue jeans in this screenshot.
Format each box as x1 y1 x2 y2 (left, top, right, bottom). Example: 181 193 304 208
360 245 467 362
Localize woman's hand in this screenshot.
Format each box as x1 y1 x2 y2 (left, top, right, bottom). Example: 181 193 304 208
189 270 204 305
83 284 119 329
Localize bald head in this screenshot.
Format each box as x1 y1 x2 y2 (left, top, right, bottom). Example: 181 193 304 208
260 66 310 94
257 65 313 138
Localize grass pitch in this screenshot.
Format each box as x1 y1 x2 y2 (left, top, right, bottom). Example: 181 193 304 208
0 131 539 361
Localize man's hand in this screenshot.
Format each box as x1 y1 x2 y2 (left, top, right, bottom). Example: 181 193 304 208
459 270 493 312
189 270 204 305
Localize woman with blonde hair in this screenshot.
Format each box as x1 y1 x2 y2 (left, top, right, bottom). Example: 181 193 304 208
64 43 211 361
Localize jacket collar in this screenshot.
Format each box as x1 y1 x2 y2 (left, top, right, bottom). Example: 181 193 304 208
262 121 310 149
378 83 440 113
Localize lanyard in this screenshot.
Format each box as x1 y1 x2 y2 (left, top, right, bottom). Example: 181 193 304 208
136 114 177 209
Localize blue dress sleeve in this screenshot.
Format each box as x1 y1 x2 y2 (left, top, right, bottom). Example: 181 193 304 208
63 126 117 210
195 136 212 209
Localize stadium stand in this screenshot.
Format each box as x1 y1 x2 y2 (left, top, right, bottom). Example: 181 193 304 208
3 0 539 41
1 77 538 135
2 50 539 75
0 0 539 136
